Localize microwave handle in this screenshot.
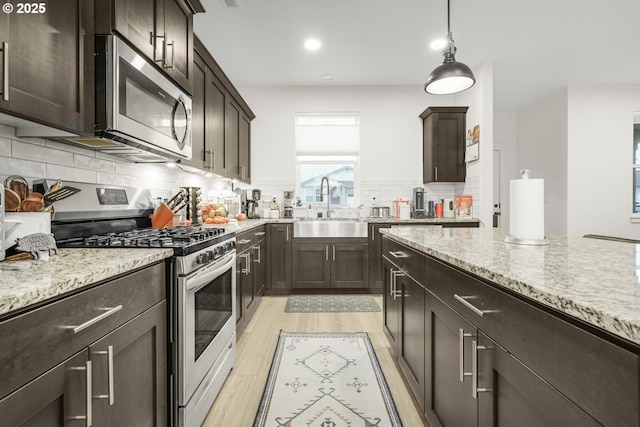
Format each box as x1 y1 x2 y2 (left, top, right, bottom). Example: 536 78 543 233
171 97 189 147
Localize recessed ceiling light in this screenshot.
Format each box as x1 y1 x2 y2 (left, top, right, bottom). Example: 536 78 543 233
430 39 447 50
321 74 334 80
304 39 321 50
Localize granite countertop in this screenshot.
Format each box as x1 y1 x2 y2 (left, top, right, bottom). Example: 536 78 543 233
211 216 479 233
380 226 640 346
0 248 173 318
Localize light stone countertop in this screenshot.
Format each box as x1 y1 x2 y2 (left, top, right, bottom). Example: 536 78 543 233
0 248 173 318
380 226 640 346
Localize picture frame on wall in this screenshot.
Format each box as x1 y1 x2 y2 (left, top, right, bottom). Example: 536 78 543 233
466 125 479 162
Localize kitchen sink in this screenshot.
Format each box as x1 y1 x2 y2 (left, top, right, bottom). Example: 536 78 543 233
293 220 368 238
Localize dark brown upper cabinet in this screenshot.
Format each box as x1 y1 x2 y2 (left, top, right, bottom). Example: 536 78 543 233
96 0 204 94
420 106 468 183
0 0 94 134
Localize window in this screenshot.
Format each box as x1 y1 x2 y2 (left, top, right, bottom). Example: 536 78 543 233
295 113 359 207
634 113 640 213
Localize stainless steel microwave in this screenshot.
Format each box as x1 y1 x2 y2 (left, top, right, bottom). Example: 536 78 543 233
70 35 192 162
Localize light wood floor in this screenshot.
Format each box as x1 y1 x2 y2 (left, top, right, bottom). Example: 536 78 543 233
201 295 428 427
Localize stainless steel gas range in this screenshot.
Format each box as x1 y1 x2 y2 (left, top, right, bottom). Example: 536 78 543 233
52 182 236 427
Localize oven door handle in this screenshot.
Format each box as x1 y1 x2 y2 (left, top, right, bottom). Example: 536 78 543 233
185 251 235 292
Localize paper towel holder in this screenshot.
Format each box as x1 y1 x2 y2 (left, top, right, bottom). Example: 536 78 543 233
505 168 549 246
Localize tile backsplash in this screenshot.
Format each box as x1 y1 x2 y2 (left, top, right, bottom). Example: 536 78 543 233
0 124 230 201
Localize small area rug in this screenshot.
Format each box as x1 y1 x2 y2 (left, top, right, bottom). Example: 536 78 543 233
284 295 381 313
253 331 402 427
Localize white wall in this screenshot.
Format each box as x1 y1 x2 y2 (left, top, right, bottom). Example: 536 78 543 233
566 86 640 238
240 76 494 224
516 89 568 235
493 110 518 229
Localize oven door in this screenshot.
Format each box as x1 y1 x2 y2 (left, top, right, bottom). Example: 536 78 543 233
178 250 236 404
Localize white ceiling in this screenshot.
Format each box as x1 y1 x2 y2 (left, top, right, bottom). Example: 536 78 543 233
194 0 640 110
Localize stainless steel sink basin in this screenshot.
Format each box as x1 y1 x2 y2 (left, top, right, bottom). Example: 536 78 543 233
294 220 368 238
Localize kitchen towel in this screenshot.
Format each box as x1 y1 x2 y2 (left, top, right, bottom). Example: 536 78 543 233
509 169 545 242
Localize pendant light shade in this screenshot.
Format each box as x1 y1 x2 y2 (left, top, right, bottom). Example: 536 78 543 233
424 0 475 95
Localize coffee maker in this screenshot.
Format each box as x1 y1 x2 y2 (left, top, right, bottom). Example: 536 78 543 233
283 191 294 218
242 189 261 219
412 187 427 218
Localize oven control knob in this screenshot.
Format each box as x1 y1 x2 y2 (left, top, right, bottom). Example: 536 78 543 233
224 241 235 251
214 246 223 257
197 253 207 264
207 250 215 262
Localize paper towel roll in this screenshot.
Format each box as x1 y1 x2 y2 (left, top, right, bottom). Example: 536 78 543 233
399 204 410 220
509 175 545 241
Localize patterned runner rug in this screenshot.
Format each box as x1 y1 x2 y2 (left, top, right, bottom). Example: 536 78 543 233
284 295 381 313
253 331 402 427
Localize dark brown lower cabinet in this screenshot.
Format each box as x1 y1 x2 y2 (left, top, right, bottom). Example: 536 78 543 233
236 227 266 330
382 256 401 355
426 296 478 427
398 274 426 410
0 263 167 427
0 301 167 427
292 239 369 289
267 224 292 290
476 331 601 427
0 350 88 427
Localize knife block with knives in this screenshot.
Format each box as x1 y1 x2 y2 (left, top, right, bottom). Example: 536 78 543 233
151 189 187 229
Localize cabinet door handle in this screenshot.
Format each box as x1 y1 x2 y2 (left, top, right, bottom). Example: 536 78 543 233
155 33 166 65
332 245 335 261
164 41 175 70
69 361 93 426
325 245 329 261
458 328 473 382
472 340 491 398
286 226 289 241
93 345 115 405
208 149 214 170
253 245 261 263
1 42 8 101
69 306 123 334
371 225 375 241
435 166 438 181
454 294 493 317
390 270 405 299
241 253 251 274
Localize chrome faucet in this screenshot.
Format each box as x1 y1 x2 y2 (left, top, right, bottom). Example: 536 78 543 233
319 176 330 218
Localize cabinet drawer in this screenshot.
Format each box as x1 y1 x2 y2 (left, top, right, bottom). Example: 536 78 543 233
382 237 425 283
427 256 639 427
0 262 166 400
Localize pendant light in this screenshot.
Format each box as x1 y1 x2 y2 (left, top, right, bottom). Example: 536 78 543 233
424 0 475 95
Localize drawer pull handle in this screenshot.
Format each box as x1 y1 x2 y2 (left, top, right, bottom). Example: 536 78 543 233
454 294 492 317
389 251 407 259
458 328 473 382
254 231 266 236
237 239 251 244
70 306 123 334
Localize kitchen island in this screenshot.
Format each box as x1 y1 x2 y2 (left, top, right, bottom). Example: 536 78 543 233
380 226 640 427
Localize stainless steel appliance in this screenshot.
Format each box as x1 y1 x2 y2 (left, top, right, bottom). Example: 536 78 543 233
283 190 294 218
50 182 236 427
412 187 427 218
181 187 202 225
242 189 261 219
66 35 192 163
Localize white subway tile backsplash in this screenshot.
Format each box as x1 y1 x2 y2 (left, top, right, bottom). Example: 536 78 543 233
13 140 74 166
96 172 131 187
0 137 10 157
0 157 46 182
114 162 148 178
73 153 115 174
45 163 97 183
